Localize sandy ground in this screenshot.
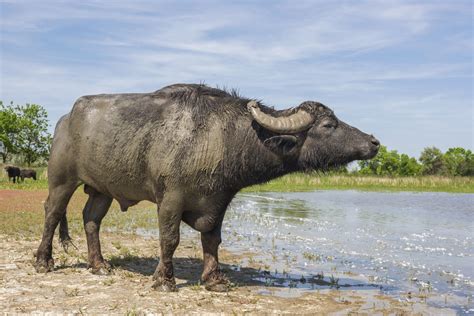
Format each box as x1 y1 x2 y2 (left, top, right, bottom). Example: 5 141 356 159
0 189 457 315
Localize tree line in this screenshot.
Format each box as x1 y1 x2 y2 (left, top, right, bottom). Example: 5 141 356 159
357 145 473 177
1 100 473 175
0 101 51 166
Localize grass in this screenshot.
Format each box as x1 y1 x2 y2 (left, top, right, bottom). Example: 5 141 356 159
0 188 158 238
302 252 322 262
329 274 340 289
243 173 474 193
1 164 472 193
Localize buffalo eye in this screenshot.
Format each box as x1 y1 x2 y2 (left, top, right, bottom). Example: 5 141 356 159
321 121 336 129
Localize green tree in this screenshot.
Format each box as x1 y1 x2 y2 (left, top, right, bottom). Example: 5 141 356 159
379 148 401 176
15 103 52 166
443 147 474 176
399 154 421 176
419 147 445 175
358 145 401 176
358 152 378 175
458 152 474 176
0 101 21 163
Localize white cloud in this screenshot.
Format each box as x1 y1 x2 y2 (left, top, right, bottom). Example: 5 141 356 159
0 0 472 156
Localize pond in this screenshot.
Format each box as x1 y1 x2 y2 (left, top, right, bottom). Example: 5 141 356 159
216 191 473 314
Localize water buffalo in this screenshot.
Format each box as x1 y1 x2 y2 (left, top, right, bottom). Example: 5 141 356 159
35 84 379 291
20 169 37 181
4 166 20 183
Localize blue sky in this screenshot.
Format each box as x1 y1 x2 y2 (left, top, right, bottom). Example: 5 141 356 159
0 0 472 157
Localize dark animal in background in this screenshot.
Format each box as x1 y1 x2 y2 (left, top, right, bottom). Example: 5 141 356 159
35 84 380 292
20 169 37 181
4 166 20 183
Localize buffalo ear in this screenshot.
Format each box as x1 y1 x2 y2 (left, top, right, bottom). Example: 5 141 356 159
264 135 298 156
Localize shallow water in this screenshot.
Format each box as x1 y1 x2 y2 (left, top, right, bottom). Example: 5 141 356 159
217 191 473 313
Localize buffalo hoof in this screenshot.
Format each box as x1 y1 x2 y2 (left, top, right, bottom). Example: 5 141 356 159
90 262 112 275
154 283 178 292
203 271 230 292
91 266 112 275
35 258 54 273
152 279 177 292
205 282 229 292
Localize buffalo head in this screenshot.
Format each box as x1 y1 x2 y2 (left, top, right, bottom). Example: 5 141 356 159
248 100 380 170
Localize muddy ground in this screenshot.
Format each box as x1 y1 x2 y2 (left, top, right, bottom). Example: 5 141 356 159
0 189 456 315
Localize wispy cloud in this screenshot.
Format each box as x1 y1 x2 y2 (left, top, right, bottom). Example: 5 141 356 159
0 0 472 156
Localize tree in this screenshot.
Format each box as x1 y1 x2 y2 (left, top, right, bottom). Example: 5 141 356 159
15 103 52 166
399 154 421 176
443 147 474 176
0 101 21 163
378 148 401 176
458 152 474 176
419 147 445 175
358 152 378 175
358 145 401 176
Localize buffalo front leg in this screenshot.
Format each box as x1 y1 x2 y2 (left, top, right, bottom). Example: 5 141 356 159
82 186 113 275
201 222 230 292
152 192 183 292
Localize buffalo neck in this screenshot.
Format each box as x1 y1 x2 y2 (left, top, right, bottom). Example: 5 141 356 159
221 119 299 191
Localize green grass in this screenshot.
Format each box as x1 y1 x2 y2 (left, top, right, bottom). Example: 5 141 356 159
0 178 49 190
243 173 474 193
1 165 472 193
0 198 158 238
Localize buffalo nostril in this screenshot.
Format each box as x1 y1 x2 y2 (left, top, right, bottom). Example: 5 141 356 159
371 137 380 147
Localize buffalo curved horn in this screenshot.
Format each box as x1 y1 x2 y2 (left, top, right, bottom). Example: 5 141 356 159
247 100 315 134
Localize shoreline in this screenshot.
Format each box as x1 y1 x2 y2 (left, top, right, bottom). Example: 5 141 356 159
244 185 474 194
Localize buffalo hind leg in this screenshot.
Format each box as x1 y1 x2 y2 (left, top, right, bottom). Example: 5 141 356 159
152 192 183 292
82 186 113 275
201 221 230 292
35 183 78 273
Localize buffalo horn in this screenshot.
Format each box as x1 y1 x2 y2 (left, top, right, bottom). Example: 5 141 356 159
247 100 314 134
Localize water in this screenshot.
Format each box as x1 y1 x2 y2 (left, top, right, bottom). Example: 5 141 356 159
216 191 474 313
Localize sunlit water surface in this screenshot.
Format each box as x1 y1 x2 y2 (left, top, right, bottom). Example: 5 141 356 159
214 191 473 313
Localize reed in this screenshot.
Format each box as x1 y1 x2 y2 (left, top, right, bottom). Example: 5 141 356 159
244 173 474 193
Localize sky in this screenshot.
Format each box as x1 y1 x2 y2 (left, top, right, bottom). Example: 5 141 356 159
0 0 472 157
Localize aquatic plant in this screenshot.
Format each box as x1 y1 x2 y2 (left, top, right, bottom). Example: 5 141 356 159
329 275 340 289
